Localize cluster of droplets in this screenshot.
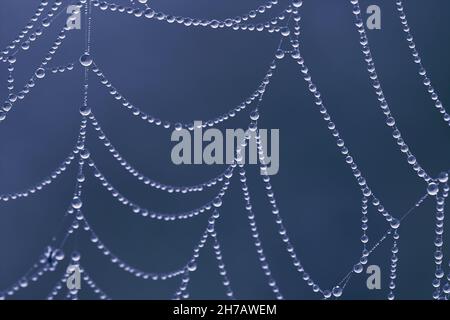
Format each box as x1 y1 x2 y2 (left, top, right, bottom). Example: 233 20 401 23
92 0 303 33
85 157 231 220
87 113 233 193
349 0 431 183
90 61 275 130
395 1 450 126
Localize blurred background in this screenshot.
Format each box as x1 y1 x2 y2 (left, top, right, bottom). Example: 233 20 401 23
0 0 449 300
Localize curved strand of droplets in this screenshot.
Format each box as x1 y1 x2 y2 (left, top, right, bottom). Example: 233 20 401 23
87 113 233 193
1 117 86 202
395 1 450 127
249 128 331 297
134 0 286 35
349 0 431 183
249 18 405 293
85 156 233 220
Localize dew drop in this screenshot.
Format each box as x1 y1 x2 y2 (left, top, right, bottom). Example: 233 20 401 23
35 68 46 79
332 285 343 297
72 197 83 209
79 105 91 116
427 182 439 196
353 263 363 274
187 262 197 272
79 52 93 67
213 197 222 208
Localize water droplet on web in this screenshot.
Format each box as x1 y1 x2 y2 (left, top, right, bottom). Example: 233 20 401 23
79 52 93 67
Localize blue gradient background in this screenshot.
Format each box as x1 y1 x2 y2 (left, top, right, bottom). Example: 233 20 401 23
1 0 450 300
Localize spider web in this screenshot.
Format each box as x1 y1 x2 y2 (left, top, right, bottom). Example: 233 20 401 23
0 0 449 300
